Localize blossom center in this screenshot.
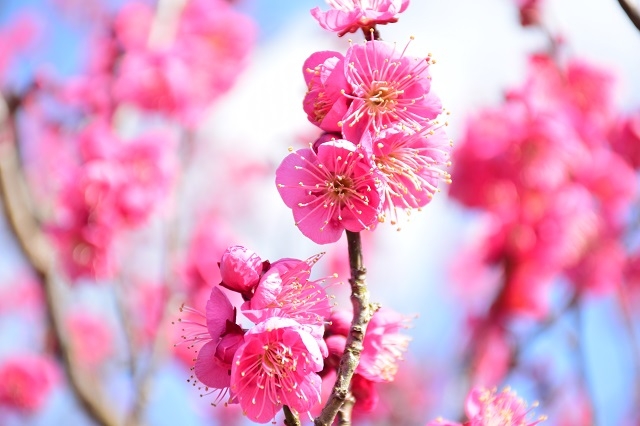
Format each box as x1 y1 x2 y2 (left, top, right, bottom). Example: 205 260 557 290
366 81 399 112
328 175 355 199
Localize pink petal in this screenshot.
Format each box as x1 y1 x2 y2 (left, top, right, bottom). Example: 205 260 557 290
205 287 234 339
194 340 231 389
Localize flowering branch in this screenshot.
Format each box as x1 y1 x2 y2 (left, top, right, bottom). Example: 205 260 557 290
314 231 379 426
618 0 640 31
0 97 119 426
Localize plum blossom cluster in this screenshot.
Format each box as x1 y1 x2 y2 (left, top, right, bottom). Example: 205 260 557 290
179 245 331 423
451 54 637 319
15 0 256 281
427 386 546 426
320 309 413 414
48 122 177 280
179 245 413 423
276 14 452 244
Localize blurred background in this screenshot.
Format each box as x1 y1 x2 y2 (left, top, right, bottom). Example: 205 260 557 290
0 0 639 425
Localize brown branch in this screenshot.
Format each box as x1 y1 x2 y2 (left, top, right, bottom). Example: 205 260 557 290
337 392 356 425
283 405 302 426
314 231 378 426
0 99 119 426
618 0 640 32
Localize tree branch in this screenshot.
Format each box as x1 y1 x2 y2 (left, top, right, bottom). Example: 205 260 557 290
283 405 302 426
337 392 356 425
618 0 640 32
0 98 120 426
314 231 378 426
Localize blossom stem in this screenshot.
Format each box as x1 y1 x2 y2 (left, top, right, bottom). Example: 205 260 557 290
314 231 379 426
0 96 120 426
361 25 381 41
283 405 302 426
618 0 640 31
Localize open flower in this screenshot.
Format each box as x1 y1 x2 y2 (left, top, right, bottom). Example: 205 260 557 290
340 39 442 141
303 51 352 132
241 253 332 356
366 125 452 226
231 317 323 423
311 0 410 36
242 253 331 329
183 287 244 398
427 386 547 426
276 139 383 244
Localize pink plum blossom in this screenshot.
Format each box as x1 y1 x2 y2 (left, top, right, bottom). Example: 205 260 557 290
241 253 332 356
0 13 38 85
322 335 380 413
112 0 256 125
508 54 616 147
515 0 543 26
276 139 383 244
365 125 452 226
0 354 59 413
180 216 236 308
66 311 114 368
48 122 177 280
610 111 640 169
325 308 412 383
48 161 120 280
427 386 546 426
189 287 244 395
230 317 323 423
311 0 410 36
357 308 412 382
303 51 352 132
464 387 546 426
340 40 442 141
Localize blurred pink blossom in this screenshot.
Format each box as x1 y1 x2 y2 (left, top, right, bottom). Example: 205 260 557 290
0 354 59 413
66 311 113 368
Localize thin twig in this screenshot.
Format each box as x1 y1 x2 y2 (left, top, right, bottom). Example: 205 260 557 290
574 295 597 426
314 231 379 426
114 278 138 378
618 0 640 32
0 98 119 426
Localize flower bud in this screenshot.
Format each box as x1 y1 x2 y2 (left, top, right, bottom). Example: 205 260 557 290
218 245 263 296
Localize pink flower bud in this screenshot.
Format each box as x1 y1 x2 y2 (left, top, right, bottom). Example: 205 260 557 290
218 245 263 296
